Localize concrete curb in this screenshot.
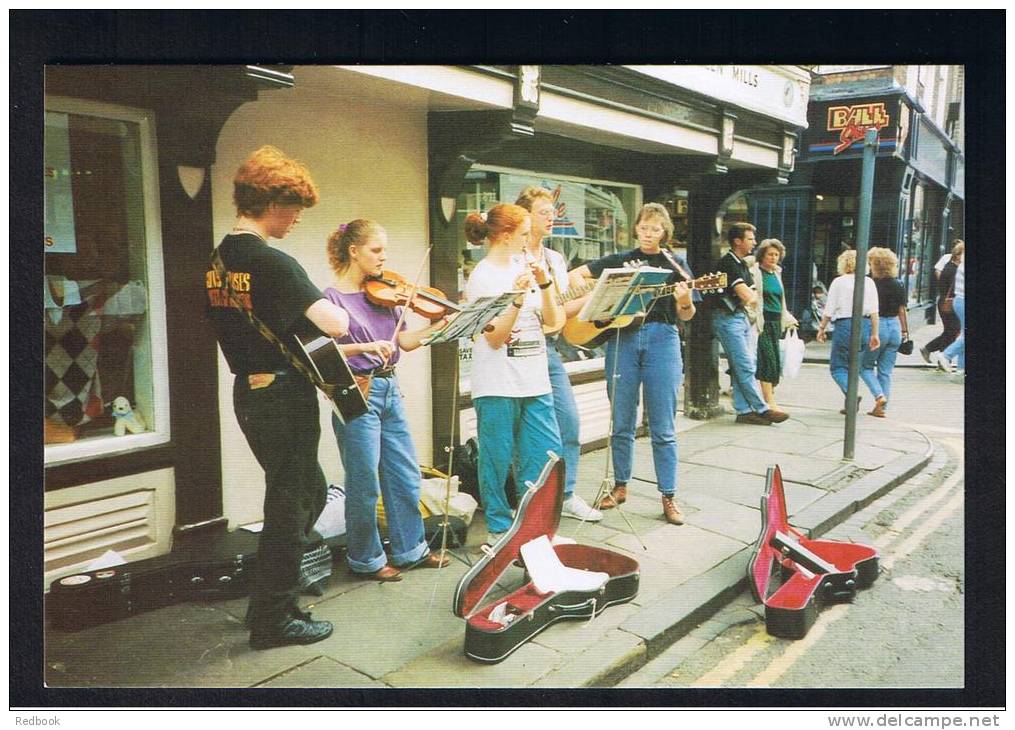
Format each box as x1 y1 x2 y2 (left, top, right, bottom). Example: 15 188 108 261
587 437 936 688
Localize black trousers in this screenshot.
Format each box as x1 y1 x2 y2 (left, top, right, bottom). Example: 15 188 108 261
925 298 961 354
233 372 328 632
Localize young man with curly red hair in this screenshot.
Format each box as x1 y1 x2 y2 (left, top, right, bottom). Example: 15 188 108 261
206 146 350 649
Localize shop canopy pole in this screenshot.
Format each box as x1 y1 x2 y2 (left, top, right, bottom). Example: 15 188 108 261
844 127 879 460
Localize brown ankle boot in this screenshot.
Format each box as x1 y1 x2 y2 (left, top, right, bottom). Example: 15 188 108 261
596 484 627 510
661 494 684 525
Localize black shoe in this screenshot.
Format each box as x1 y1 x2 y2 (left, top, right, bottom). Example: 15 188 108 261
735 412 772 426
250 615 333 650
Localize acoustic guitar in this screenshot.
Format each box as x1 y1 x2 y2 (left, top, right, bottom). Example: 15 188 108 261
293 332 369 423
561 272 727 348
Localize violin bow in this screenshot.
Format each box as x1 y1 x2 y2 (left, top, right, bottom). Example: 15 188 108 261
385 245 433 364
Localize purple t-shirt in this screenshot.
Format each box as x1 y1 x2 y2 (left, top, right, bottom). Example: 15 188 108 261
323 288 404 373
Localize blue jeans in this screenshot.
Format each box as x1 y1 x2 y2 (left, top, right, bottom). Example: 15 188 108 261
604 321 681 495
864 316 902 408
712 310 769 415
829 318 883 401
547 339 580 498
942 296 965 370
331 376 428 573
474 394 562 534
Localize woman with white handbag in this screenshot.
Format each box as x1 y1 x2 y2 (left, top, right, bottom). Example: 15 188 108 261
748 239 799 412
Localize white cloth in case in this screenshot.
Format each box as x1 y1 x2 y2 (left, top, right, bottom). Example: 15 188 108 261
519 535 608 594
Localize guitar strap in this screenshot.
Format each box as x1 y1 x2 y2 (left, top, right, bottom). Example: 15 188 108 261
210 248 330 394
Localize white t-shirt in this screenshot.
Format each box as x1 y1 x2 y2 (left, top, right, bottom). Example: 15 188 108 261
824 274 880 321
465 257 551 399
934 253 952 273
953 259 964 298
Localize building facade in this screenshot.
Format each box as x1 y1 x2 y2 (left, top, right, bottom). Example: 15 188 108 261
790 65 965 314
43 64 810 585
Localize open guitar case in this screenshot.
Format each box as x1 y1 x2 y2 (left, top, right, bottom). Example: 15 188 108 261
452 452 639 664
747 465 880 639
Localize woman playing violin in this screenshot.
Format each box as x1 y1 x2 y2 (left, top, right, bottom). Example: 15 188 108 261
324 219 451 582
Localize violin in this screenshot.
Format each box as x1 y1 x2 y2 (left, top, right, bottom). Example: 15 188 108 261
364 270 463 321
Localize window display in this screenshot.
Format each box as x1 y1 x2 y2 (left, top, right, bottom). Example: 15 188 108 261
44 102 169 463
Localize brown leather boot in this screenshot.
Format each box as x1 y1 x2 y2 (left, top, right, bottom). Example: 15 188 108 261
596 484 627 510
661 494 684 525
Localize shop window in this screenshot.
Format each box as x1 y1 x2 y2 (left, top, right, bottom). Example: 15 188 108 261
454 166 640 391
44 98 170 466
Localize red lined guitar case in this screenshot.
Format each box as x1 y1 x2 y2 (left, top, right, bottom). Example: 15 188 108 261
747 465 879 639
452 452 639 664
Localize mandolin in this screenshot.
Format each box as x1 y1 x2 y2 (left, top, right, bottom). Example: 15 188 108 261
561 272 726 348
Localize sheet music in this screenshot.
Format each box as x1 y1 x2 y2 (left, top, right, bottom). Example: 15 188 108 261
421 291 521 345
577 266 671 321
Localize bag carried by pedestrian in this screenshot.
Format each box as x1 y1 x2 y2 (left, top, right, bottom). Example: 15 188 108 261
897 339 914 356
780 328 805 379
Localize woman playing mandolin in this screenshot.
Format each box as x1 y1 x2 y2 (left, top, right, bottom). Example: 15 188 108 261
568 203 696 526
323 219 451 582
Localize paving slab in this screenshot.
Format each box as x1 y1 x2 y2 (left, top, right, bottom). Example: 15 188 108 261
532 628 646 688
686 446 844 482
308 580 464 679
727 431 842 456
45 603 318 688
812 442 905 469
620 549 750 652
254 655 388 688
606 523 744 578
382 635 562 688
682 494 762 545
679 465 769 509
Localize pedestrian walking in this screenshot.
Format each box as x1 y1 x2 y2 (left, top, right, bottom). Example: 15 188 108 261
934 252 965 377
816 249 885 415
921 240 964 362
709 222 789 427
864 247 909 417
747 238 799 412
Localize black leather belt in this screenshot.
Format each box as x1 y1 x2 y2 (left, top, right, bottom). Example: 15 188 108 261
355 367 396 378
834 316 871 322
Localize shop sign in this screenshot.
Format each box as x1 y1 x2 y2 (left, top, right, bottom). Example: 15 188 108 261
805 97 897 158
827 102 890 154
626 65 811 127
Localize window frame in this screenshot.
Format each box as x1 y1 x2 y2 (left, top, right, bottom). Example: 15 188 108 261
44 96 171 467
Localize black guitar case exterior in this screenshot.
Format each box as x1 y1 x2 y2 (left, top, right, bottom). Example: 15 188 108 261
452 452 639 664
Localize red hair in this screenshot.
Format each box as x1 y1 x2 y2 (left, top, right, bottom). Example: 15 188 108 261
464 203 529 245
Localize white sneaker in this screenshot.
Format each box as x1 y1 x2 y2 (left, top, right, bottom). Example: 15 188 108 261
932 352 954 373
561 494 604 522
